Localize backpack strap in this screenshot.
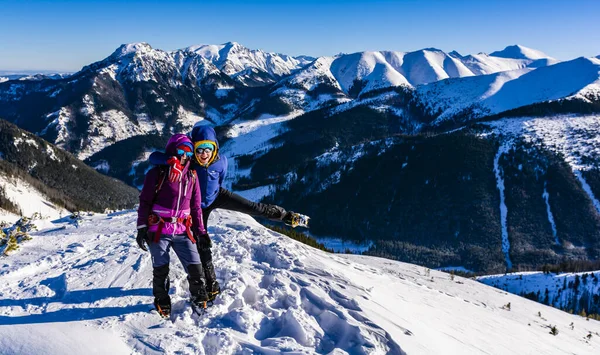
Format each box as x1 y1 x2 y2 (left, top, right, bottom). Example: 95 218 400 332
188 169 197 185
148 167 168 243
154 166 168 197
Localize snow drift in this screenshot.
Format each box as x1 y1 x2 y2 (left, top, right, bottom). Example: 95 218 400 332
1 210 599 354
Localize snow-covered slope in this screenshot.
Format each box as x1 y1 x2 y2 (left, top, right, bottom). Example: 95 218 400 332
268 45 560 114
481 114 600 172
490 45 553 61
277 45 557 97
1 210 599 354
0 174 68 223
479 271 600 316
0 118 139 213
419 56 600 124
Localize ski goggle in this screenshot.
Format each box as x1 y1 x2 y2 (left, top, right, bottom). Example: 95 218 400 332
195 147 214 155
176 149 193 158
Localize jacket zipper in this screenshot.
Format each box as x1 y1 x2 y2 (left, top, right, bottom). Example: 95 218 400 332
173 176 184 236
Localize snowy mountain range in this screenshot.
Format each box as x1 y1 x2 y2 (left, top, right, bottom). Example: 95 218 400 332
2 42 600 273
1 209 599 354
186 41 314 85
0 70 70 83
0 42 582 161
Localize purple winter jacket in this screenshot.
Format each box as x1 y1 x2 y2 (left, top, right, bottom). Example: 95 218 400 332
137 134 206 237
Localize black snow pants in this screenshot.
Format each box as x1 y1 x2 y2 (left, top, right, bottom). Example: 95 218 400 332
196 187 287 283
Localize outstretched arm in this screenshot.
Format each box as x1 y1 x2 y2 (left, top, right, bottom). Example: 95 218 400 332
149 151 168 166
151 151 184 182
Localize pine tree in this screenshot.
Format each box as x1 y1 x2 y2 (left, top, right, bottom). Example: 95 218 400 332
0 228 6 247
4 234 19 255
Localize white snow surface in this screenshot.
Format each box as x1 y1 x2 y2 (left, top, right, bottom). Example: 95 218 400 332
479 271 600 316
424 57 600 124
489 45 553 61
481 114 600 172
0 175 68 221
1 210 599 354
280 45 558 98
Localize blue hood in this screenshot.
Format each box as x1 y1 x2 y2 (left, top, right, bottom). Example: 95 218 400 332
191 125 219 148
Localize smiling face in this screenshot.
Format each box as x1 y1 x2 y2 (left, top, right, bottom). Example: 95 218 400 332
176 145 193 165
194 141 216 166
196 147 213 165
179 152 190 165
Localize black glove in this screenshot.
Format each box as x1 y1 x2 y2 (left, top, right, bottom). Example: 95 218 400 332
137 227 149 251
196 232 212 248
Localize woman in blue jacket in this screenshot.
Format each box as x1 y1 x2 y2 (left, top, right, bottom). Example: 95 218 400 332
149 125 296 300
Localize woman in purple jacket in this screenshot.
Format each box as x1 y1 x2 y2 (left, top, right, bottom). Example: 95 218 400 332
149 125 300 302
136 134 209 318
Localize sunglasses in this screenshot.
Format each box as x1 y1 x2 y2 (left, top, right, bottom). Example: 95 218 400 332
196 147 214 155
177 149 193 158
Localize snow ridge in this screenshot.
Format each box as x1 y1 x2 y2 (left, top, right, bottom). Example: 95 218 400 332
281 44 557 99
490 45 552 61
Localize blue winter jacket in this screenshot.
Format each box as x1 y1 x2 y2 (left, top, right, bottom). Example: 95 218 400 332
149 125 227 209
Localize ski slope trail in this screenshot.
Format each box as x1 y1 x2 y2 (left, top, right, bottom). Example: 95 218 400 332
1 210 599 354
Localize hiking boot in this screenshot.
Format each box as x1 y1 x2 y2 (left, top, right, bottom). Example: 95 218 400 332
206 280 221 301
282 211 309 228
282 211 295 226
154 296 171 318
190 292 208 313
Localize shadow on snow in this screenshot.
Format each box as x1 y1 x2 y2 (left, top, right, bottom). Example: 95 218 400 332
0 286 152 325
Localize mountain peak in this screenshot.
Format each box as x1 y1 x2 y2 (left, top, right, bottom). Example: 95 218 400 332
222 41 243 48
105 43 156 63
112 42 153 57
421 47 444 53
448 50 463 58
490 45 550 60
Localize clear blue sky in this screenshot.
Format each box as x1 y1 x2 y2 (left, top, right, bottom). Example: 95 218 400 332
1 0 599 72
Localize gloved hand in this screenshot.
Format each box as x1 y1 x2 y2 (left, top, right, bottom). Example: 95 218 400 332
167 157 183 183
137 227 149 251
196 231 212 248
